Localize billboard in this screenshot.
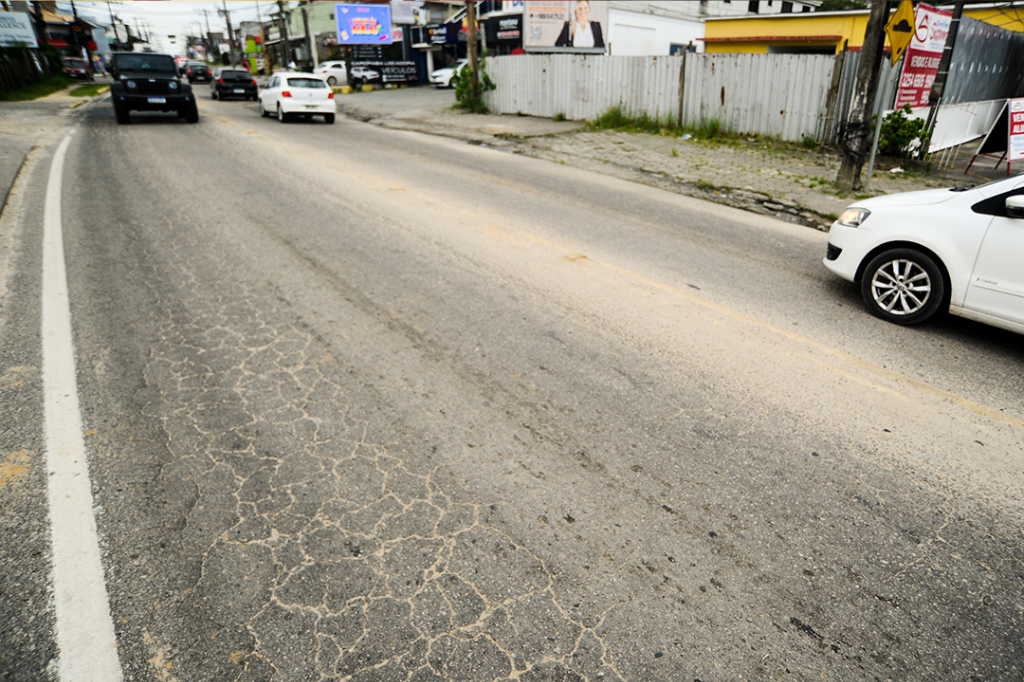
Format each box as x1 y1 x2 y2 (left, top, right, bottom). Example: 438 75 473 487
0 11 39 49
523 0 608 53
336 3 392 45
894 3 951 109
1009 98 1024 163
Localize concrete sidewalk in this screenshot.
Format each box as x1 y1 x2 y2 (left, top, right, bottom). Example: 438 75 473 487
334 85 1010 230
334 85 584 144
0 82 106 216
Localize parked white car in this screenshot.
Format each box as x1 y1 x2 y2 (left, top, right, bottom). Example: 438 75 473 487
429 59 467 88
349 66 380 85
258 73 336 124
824 174 1024 334
317 61 347 86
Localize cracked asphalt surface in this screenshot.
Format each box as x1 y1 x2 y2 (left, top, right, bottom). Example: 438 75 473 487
1 94 1023 681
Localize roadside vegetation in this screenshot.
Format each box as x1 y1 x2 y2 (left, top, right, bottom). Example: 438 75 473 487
586 105 739 143
70 83 108 98
0 74 74 102
453 54 496 114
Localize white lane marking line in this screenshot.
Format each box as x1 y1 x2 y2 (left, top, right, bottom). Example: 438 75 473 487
42 132 124 682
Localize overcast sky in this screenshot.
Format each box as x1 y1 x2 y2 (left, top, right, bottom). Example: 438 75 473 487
70 1 272 54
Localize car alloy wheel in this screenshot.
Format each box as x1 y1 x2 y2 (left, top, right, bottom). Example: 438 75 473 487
259 99 267 117
277 104 285 122
860 248 945 325
327 76 337 86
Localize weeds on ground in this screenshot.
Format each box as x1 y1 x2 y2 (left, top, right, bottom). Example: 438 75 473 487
0 75 74 102
586 106 729 142
453 53 496 113
70 83 107 97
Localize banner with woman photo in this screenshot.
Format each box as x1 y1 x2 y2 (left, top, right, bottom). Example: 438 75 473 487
523 0 608 53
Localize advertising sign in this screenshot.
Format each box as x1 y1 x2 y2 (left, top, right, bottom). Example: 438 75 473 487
336 3 393 45
523 0 608 53
350 60 417 84
485 15 522 44
0 11 39 49
1009 98 1024 162
894 3 951 109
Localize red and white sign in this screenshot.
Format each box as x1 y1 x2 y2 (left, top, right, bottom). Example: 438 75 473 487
894 4 952 110
1009 98 1024 162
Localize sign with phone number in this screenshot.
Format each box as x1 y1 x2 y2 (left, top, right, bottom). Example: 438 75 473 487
894 3 951 109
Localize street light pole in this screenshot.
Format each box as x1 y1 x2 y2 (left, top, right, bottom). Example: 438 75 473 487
219 2 238 67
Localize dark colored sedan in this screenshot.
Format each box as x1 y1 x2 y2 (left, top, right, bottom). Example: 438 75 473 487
210 68 258 100
185 62 212 83
64 57 93 81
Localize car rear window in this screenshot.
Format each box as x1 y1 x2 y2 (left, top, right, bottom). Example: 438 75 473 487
66 58 87 66
220 70 251 79
287 78 326 89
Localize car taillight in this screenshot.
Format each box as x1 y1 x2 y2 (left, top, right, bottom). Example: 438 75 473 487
281 91 291 97
328 92 334 98
218 78 223 83
251 79 257 85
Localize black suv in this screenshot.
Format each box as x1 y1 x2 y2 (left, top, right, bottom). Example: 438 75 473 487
109 52 198 124
185 62 212 83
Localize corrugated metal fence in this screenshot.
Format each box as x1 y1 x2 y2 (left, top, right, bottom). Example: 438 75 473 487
485 53 837 142
486 21 1024 148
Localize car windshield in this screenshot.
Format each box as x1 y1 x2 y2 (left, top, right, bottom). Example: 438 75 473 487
115 54 177 72
287 78 326 88
66 58 87 66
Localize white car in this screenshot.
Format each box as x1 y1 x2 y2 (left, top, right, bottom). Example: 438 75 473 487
429 59 467 88
824 175 1024 334
317 60 347 86
258 72 336 124
349 66 380 85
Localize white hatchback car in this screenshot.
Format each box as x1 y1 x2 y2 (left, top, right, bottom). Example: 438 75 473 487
824 174 1024 334
429 59 468 88
317 61 347 86
258 72 336 123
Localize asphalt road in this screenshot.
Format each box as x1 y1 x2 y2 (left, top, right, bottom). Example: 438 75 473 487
1 93 1022 682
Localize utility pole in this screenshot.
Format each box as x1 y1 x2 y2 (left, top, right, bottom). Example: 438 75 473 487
301 1 316 70
466 0 478 95
924 1 965 136
31 0 47 53
106 1 119 50
200 8 213 62
276 1 291 68
836 0 891 192
70 1 94 65
219 2 238 67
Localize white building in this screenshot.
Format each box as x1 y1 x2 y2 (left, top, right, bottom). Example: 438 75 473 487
607 0 820 55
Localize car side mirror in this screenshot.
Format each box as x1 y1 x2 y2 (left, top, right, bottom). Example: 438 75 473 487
1006 195 1024 219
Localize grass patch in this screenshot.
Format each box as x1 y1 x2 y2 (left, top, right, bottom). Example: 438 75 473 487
694 179 717 191
587 106 671 135
70 83 107 97
586 106 737 144
552 112 566 122
0 75 75 102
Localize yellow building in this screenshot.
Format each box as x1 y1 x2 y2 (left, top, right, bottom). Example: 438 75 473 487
702 3 1024 54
